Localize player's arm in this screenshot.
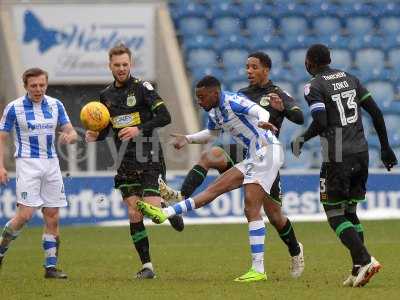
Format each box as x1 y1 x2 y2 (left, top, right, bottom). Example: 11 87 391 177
230 96 270 121
0 132 9 184
59 123 78 144
361 95 397 170
87 95 111 142
279 91 304 125
229 96 278 133
140 81 171 132
56 100 78 144
356 77 397 170
291 82 328 156
93 124 111 141
171 116 220 149
248 105 279 133
186 129 219 144
303 81 328 137
137 100 171 133
85 93 111 143
0 103 15 184
172 129 220 149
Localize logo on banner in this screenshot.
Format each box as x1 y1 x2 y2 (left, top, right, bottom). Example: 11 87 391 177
22 10 144 54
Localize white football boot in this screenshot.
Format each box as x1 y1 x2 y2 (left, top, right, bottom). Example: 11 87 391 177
290 242 305 278
353 256 382 287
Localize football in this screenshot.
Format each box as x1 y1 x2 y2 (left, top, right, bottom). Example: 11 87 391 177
80 101 110 131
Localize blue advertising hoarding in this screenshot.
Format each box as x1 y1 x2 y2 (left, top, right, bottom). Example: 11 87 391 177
1 171 400 226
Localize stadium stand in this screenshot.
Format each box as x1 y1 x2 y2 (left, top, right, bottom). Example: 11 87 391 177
168 0 400 168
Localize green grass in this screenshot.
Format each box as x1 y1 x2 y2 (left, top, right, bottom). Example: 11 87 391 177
1 220 400 300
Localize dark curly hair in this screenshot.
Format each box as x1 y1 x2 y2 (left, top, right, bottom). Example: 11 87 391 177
306 44 331 66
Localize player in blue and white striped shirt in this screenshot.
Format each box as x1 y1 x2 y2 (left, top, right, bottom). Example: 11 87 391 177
138 76 284 282
0 68 77 278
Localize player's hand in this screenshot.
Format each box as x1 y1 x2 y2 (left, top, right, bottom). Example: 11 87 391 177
0 167 8 185
58 131 76 144
268 93 284 112
258 121 278 134
118 127 140 141
381 147 398 171
85 130 99 142
291 136 305 158
170 133 189 149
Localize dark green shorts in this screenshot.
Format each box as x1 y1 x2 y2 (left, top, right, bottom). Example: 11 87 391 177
320 151 368 205
114 162 164 198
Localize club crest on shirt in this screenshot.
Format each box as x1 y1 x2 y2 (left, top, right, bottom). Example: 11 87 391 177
259 96 270 107
21 192 27 199
126 93 136 107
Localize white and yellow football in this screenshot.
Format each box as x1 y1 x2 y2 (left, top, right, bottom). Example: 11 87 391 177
80 101 110 131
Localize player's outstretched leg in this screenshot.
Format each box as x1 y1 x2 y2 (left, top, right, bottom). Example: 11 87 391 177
140 168 243 224
161 201 184 232
138 198 196 224
161 147 229 203
158 178 185 232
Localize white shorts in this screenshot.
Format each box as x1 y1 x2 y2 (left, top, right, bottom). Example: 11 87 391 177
235 144 284 194
16 158 67 208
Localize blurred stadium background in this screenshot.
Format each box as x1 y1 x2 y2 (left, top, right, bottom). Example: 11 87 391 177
0 0 400 298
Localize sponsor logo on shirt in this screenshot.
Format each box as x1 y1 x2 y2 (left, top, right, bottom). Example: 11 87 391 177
110 112 141 128
27 122 54 130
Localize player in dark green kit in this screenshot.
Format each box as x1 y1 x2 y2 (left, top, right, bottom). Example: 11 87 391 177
162 52 306 278
291 44 398 287
85 44 183 279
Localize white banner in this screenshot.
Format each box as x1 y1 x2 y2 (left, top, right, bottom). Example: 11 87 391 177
12 4 156 83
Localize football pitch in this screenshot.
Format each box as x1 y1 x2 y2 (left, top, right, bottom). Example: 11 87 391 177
1 220 399 300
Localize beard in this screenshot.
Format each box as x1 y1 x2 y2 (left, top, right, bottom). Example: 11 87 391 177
113 73 130 85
